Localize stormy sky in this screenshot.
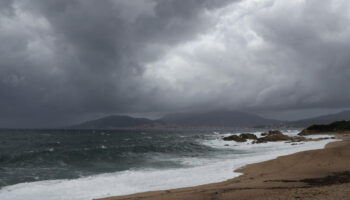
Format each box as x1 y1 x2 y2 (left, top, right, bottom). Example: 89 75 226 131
1 0 350 128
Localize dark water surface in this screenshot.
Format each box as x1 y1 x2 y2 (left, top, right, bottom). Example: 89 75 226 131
0 129 251 188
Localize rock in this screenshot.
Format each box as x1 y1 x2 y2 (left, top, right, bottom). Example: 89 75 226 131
223 133 257 142
223 135 247 142
239 133 258 140
251 129 332 144
266 130 283 136
258 130 285 139
255 131 291 143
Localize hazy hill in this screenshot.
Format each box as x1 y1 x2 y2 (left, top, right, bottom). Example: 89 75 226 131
161 110 281 127
71 110 282 129
71 115 163 129
71 110 350 129
289 110 350 127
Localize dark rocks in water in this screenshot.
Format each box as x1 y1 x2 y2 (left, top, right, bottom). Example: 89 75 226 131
258 131 307 143
224 129 329 144
223 133 258 142
223 135 247 142
299 120 350 135
256 132 321 143
266 130 283 136
260 130 285 137
254 130 293 143
223 131 290 143
239 133 258 140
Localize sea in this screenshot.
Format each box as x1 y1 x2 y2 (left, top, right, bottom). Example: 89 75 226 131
0 128 337 200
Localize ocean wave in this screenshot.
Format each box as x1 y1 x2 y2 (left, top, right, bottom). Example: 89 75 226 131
0 136 338 200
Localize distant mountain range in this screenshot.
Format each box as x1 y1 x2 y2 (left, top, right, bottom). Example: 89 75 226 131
161 110 280 127
71 115 165 129
70 110 350 129
288 110 350 127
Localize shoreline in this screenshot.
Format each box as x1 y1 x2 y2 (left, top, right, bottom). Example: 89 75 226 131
98 133 350 200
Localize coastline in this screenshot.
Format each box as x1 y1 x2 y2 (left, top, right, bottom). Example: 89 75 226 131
98 133 350 200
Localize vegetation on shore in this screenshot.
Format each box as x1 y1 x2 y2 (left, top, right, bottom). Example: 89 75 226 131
299 120 350 135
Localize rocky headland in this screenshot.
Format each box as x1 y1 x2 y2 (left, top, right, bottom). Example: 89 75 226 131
298 120 350 136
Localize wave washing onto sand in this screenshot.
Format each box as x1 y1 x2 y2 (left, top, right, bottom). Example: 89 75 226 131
0 131 338 200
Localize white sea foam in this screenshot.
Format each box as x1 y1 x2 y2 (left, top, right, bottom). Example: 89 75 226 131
0 131 339 200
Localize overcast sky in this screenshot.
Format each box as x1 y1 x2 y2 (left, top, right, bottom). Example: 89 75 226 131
1 0 350 128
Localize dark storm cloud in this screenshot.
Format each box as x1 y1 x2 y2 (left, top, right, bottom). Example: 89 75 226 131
0 0 14 15
1 0 350 127
0 0 233 127
141 0 350 115
247 0 350 110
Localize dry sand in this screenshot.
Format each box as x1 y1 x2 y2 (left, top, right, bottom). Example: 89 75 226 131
98 133 350 200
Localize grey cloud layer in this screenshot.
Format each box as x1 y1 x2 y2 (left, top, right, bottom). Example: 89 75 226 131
0 0 232 127
0 0 349 127
142 0 350 112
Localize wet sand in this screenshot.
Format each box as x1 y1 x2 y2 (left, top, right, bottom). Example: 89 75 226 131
98 133 350 200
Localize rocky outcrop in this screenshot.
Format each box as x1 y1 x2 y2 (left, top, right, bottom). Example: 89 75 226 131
299 120 350 136
240 133 258 140
223 133 258 142
223 135 247 142
223 130 317 144
255 130 291 143
266 130 283 136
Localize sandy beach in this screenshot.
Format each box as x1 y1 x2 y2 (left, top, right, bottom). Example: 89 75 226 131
98 133 350 200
